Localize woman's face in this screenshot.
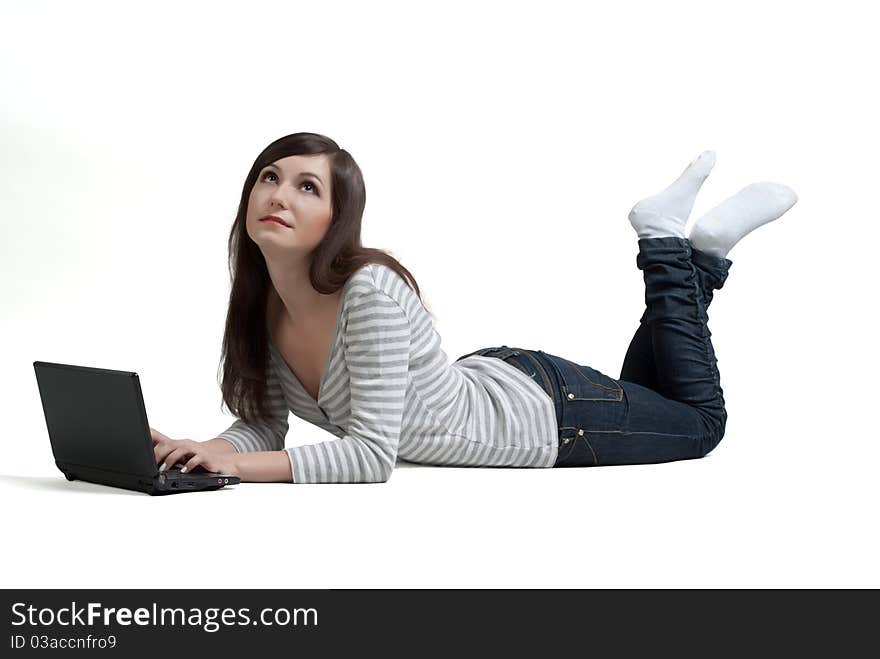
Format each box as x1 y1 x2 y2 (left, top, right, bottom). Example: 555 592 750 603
246 154 333 255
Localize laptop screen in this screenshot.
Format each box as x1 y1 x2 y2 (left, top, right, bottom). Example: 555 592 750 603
34 361 158 477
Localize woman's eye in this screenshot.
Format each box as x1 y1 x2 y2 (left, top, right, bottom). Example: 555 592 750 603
261 172 318 194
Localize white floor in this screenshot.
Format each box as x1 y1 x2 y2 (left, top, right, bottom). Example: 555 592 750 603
2 431 875 589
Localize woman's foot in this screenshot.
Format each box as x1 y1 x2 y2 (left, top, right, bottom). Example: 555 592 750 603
689 182 798 259
628 150 716 240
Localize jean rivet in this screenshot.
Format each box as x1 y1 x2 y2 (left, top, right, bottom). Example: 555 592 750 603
567 393 575 400
563 437 571 444
578 429 584 435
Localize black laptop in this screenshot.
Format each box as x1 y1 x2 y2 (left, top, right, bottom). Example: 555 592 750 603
33 360 240 495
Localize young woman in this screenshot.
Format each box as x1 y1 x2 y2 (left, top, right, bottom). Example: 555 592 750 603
151 133 797 483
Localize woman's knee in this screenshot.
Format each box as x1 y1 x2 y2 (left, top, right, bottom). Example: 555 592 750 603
697 410 727 457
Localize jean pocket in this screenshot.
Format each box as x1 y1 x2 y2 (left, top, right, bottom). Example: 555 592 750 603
539 351 623 402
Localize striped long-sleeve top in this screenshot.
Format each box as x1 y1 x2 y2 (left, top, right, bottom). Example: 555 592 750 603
216 263 559 483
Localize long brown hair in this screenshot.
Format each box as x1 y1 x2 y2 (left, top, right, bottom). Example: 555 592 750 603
218 132 431 425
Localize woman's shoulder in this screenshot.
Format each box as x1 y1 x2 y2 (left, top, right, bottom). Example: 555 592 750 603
346 262 412 303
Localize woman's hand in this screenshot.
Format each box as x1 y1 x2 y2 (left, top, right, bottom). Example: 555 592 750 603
150 427 240 477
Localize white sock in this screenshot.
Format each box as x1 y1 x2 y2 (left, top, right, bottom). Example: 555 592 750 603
689 182 798 259
628 150 716 239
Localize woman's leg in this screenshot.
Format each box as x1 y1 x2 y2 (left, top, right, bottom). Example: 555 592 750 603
619 246 732 391
632 236 728 449
549 236 729 467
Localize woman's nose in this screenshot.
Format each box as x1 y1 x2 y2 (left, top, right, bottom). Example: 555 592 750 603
268 188 288 208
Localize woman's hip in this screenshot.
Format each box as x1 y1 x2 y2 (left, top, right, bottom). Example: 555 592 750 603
538 349 723 466
457 346 722 467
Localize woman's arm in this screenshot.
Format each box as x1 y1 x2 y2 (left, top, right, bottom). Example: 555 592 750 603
202 438 292 482
232 449 293 483
283 289 411 483
161 436 291 481
203 437 239 453
214 364 290 454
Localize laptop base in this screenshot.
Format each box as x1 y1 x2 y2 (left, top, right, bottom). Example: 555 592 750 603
59 463 238 496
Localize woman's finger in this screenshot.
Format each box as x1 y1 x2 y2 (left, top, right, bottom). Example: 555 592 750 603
154 442 179 466
155 439 195 467
160 447 195 471
150 427 171 446
163 448 188 469
181 454 203 474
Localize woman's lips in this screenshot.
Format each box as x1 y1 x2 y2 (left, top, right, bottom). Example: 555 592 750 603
260 217 291 227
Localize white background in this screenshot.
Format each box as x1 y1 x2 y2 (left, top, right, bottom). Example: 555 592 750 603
1 0 876 588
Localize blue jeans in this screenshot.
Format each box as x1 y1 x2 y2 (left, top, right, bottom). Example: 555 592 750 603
454 236 733 467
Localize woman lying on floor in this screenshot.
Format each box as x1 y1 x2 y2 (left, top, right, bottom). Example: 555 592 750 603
151 133 797 483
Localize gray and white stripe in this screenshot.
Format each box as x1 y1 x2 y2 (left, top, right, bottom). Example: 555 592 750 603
217 263 558 482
